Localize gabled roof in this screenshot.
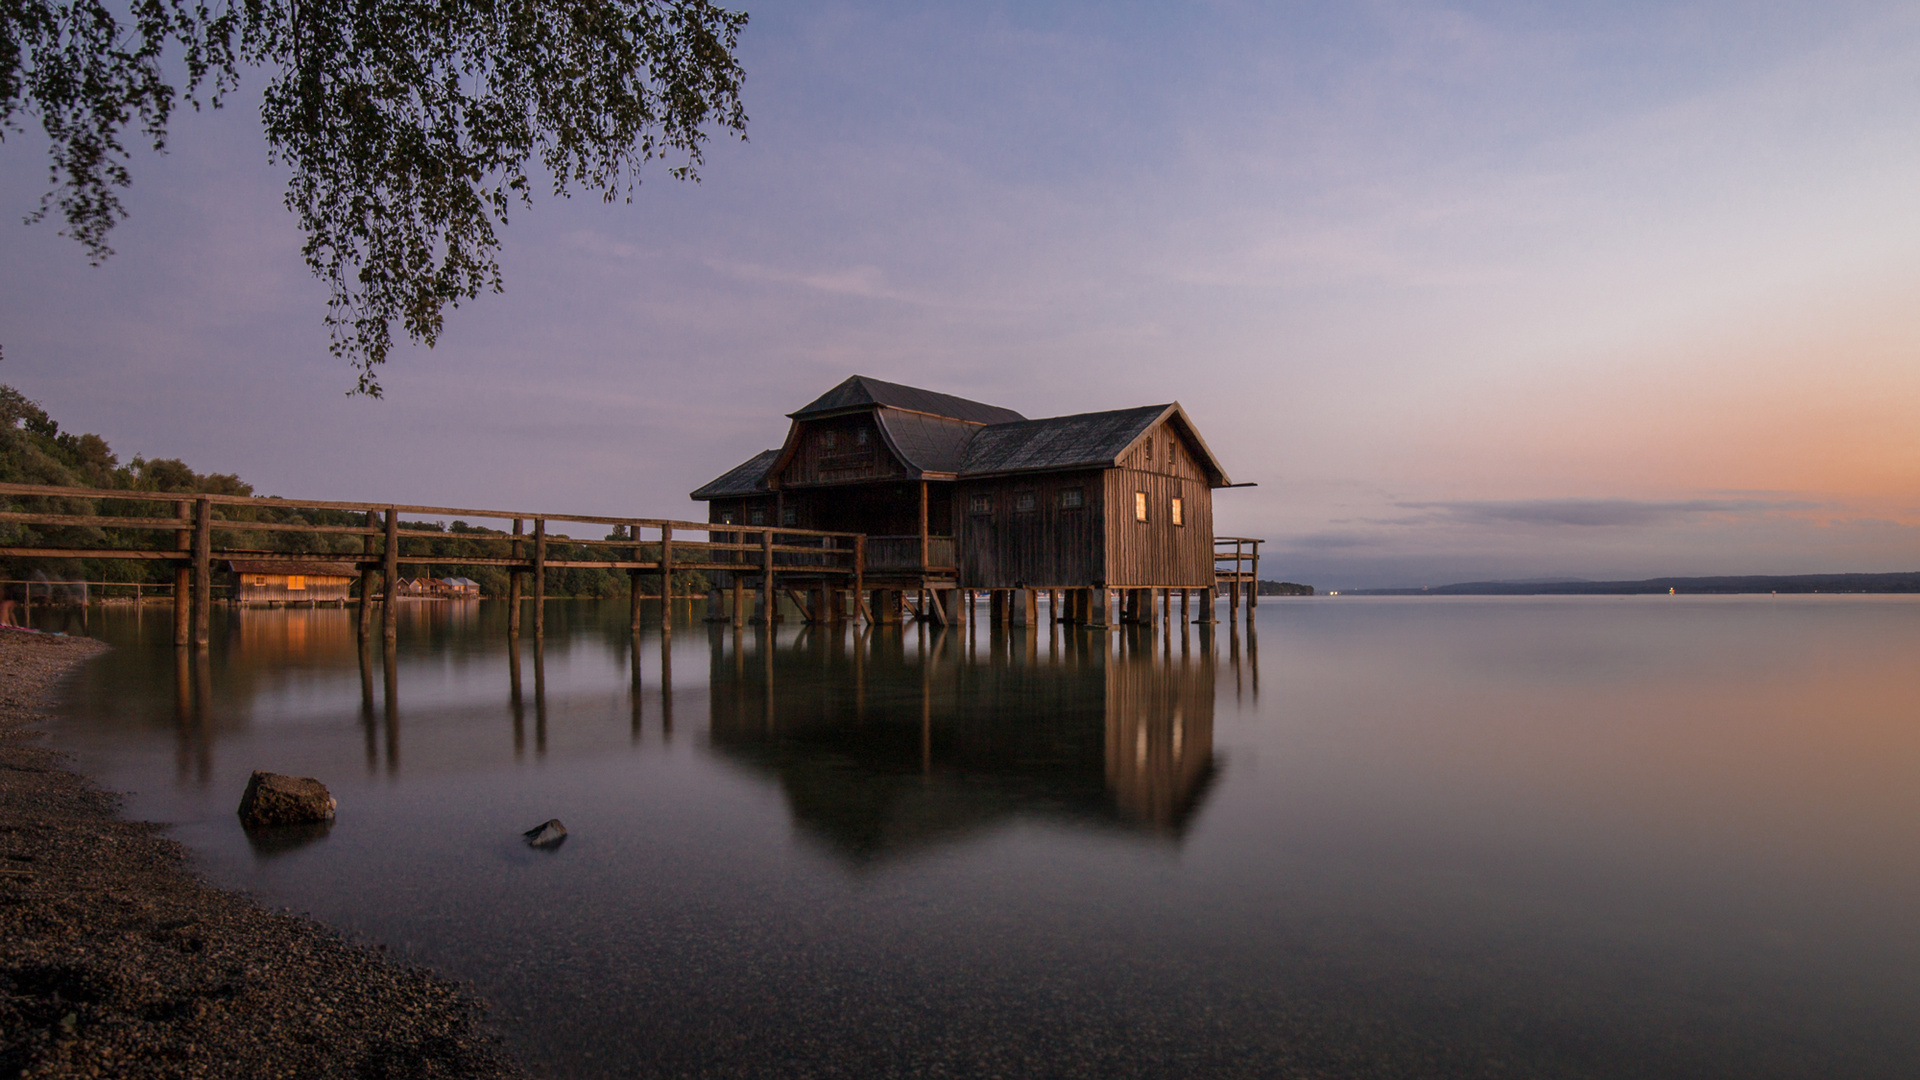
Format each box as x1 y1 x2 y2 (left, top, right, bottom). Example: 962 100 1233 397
790 375 1025 426
873 410 979 477
690 448 779 500
226 560 358 577
960 403 1232 485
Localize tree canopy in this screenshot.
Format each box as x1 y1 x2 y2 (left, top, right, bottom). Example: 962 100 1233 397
2 0 749 395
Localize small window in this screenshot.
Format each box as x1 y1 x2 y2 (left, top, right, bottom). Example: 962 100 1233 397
1134 492 1149 522
1060 489 1084 510
749 508 766 525
718 511 735 525
856 428 869 446
781 505 797 526
1171 497 1184 527
1168 440 1176 468
823 430 838 450
968 494 993 515
1015 492 1036 513
287 575 306 591
1144 437 1154 464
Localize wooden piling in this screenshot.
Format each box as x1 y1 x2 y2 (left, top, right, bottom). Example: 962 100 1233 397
508 518 523 639
192 497 211 647
532 518 546 639
659 524 675 631
173 501 191 646
382 508 399 646
760 528 774 626
358 511 377 640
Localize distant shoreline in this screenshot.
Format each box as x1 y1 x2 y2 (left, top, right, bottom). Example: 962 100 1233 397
1343 572 1920 597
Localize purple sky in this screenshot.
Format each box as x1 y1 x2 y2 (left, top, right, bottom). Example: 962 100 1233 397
5 0 1919 589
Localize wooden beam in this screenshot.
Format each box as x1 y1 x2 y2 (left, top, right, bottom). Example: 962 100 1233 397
760 529 774 626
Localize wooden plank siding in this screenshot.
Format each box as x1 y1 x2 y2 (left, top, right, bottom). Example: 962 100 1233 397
1103 420 1216 587
956 469 1105 588
779 416 905 488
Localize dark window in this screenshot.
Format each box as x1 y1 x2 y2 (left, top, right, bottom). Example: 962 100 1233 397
1145 436 1154 464
856 428 869 446
781 505 797 526
823 430 838 450
1060 488 1084 510
749 508 766 525
969 494 993 515
1015 492 1036 513
718 511 735 525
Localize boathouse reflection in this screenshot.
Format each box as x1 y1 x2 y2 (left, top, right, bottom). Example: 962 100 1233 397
707 623 1221 862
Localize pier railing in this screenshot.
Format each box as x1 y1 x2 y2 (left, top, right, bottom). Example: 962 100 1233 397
0 481 863 646
1215 536 1262 611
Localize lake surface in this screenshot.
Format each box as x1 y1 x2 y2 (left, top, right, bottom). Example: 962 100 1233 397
39 596 1920 1078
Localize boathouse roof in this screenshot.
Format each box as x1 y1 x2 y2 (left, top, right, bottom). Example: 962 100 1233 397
690 448 781 499
961 403 1231 486
225 560 358 577
789 375 1025 426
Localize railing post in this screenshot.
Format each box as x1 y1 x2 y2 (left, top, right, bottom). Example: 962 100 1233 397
173 500 191 646
659 523 675 631
854 535 866 625
508 518 523 639
1249 540 1260 609
628 523 643 634
192 497 211 647
533 518 547 639
383 508 399 646
760 528 774 626
358 511 376 640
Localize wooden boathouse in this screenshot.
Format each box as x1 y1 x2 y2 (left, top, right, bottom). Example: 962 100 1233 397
692 376 1244 626
227 559 355 606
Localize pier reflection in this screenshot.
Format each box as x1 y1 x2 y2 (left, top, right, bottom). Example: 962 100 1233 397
708 621 1222 862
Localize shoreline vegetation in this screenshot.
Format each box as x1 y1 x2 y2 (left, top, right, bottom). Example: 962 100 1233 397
1345 572 1920 596
0 629 523 1079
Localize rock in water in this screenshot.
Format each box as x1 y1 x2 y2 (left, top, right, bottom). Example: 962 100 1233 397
237 771 337 828
523 819 568 848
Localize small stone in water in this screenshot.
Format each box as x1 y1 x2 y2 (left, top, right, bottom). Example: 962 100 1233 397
523 819 567 848
237 772 337 828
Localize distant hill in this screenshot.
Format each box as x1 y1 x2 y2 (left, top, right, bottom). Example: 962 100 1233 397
1347 573 1920 596
1256 580 1314 596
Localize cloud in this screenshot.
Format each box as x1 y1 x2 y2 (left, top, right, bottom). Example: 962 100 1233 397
1393 497 1824 529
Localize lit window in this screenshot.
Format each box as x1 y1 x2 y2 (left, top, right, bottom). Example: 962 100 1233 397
287 575 306 591
1134 492 1148 522
969 494 993 515
1015 492 1036 513
1171 497 1184 526
1060 489 1084 509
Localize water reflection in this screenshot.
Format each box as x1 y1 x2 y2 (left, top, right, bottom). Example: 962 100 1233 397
707 622 1221 862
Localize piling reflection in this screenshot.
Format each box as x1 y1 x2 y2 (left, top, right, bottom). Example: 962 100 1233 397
708 620 1222 863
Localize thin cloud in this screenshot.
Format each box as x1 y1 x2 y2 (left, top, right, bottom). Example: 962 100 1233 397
1394 497 1823 528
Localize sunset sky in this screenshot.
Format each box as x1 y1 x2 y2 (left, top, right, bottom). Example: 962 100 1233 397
4 0 1918 589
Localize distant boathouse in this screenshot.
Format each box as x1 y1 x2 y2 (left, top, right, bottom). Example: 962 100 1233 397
692 375 1244 624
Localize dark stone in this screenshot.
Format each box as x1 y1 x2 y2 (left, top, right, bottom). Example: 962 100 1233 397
237 772 337 828
522 820 567 849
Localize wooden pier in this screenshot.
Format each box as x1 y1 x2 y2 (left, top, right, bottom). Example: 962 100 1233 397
0 481 1263 645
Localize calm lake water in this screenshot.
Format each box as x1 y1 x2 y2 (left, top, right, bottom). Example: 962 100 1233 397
38 596 1920 1078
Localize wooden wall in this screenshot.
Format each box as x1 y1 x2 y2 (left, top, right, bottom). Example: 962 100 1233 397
230 574 353 604
1103 419 1216 587
956 469 1106 588
780 416 908 487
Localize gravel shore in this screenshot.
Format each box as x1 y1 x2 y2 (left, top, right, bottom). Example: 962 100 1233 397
0 630 525 1080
